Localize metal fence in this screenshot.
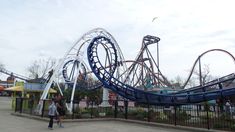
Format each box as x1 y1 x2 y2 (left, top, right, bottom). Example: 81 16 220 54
15 97 235 131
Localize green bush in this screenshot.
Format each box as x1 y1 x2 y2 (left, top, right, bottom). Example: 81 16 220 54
200 112 214 120
230 124 235 131
221 113 232 121
105 108 114 116
88 108 99 117
213 123 228 129
157 112 168 120
175 110 190 121
128 108 147 120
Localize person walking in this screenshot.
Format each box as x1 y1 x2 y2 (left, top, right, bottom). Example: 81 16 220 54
56 95 65 128
48 98 58 130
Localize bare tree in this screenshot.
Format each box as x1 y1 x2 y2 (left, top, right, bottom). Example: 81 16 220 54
187 77 197 88
170 75 184 89
0 62 4 71
193 64 213 85
27 58 56 79
0 62 5 79
171 64 214 89
0 62 4 81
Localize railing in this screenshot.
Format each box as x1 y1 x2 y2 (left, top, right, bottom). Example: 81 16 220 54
15 98 235 131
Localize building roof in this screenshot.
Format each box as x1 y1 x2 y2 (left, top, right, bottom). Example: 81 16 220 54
27 78 46 83
4 85 57 93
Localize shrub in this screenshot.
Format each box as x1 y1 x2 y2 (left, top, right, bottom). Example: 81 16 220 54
230 124 235 131
105 108 114 116
213 123 228 129
128 108 147 120
176 110 191 121
155 112 168 120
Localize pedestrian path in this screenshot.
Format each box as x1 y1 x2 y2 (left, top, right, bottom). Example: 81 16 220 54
0 97 222 132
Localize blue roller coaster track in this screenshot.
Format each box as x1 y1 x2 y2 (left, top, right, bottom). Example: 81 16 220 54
87 35 235 105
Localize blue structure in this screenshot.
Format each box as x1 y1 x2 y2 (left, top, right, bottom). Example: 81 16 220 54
87 35 235 105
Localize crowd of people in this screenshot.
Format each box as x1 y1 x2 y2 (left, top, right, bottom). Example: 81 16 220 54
48 94 66 130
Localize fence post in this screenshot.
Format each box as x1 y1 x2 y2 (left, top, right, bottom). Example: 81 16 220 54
147 103 150 122
30 98 34 115
72 101 74 119
174 105 177 126
114 100 118 118
196 105 199 116
91 100 93 119
15 98 18 112
20 98 23 113
41 100 45 117
206 104 210 130
124 100 128 119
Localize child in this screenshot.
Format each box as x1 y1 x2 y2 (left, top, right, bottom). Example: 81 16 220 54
48 98 58 130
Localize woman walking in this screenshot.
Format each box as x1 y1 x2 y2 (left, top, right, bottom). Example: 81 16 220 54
56 95 65 128
48 98 57 130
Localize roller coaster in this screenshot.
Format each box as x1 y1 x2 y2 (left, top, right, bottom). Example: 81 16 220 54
0 68 31 81
38 28 235 113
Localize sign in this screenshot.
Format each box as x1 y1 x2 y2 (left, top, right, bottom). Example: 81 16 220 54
24 83 46 91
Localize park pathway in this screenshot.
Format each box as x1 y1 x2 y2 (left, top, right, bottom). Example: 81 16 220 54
0 97 196 132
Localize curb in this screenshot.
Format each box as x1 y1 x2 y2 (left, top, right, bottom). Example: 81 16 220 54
114 118 225 132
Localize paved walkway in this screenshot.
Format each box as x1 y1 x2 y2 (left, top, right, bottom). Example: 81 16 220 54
0 97 215 132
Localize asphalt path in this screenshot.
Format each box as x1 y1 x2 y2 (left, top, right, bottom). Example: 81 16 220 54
0 97 191 132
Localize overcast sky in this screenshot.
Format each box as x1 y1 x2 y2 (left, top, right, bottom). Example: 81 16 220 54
0 0 235 81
